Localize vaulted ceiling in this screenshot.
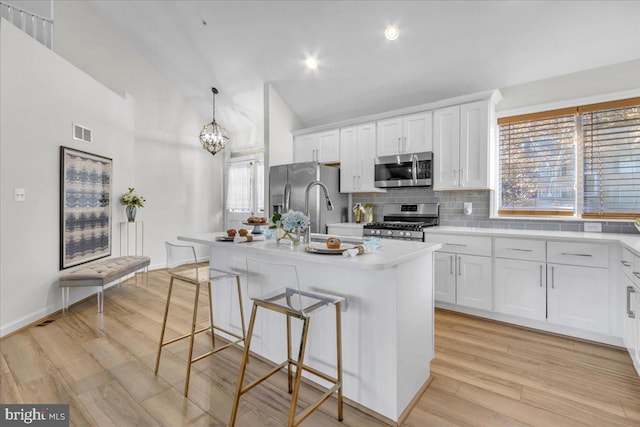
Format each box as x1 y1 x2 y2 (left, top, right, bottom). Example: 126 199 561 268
89 1 640 132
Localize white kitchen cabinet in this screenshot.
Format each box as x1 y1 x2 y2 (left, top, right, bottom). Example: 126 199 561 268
624 279 637 360
495 258 546 321
456 254 492 311
294 129 340 163
376 112 432 157
547 263 610 335
340 122 382 192
434 252 456 304
433 100 492 190
432 235 491 310
622 249 640 375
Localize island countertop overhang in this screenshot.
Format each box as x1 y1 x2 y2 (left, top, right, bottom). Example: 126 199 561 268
177 232 441 271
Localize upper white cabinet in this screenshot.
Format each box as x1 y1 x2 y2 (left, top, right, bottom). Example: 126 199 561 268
294 129 340 163
376 111 432 157
433 100 492 190
340 123 382 193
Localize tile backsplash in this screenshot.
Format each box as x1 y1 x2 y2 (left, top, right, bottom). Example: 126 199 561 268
352 189 637 234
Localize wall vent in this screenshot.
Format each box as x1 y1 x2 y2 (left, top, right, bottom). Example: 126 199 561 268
73 123 92 143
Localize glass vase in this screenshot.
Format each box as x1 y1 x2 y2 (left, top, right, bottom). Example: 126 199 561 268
276 228 301 246
126 206 137 222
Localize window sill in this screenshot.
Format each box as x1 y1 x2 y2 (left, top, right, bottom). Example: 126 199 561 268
489 215 634 223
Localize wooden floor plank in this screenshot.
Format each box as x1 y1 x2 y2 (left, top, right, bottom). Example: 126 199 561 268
1 269 639 427
415 385 528 427
77 380 161 427
454 382 584 427
521 386 639 427
140 387 222 426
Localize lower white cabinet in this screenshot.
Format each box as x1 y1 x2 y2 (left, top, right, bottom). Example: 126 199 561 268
547 264 610 335
623 280 638 362
434 252 491 310
495 258 546 321
457 255 492 310
434 252 456 304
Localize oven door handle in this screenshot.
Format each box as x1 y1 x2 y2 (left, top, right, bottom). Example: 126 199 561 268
412 154 418 183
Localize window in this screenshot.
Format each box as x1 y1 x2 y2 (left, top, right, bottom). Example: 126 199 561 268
225 155 264 229
498 97 640 218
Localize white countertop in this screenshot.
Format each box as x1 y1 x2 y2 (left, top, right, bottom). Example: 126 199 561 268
326 222 365 228
424 226 640 255
178 232 440 271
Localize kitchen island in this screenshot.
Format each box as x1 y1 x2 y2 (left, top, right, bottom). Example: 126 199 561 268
178 232 440 424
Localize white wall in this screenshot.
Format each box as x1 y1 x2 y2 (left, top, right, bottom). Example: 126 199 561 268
53 1 223 269
0 19 135 335
264 83 303 167
498 59 640 112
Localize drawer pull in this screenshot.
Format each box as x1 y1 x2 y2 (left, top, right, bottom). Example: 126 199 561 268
621 260 632 267
551 266 555 289
561 252 592 257
507 248 533 252
627 286 636 319
450 255 454 275
458 256 462 276
539 265 543 288
634 272 640 279
446 243 467 247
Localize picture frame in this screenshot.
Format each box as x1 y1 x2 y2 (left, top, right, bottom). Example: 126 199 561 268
60 146 113 270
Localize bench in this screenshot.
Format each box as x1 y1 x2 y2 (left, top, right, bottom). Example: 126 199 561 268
59 256 150 313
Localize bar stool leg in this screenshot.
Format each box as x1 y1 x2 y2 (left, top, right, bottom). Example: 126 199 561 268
288 317 311 427
184 282 201 396
229 303 259 427
336 301 343 421
286 313 292 394
207 281 216 349
236 276 247 340
155 277 174 375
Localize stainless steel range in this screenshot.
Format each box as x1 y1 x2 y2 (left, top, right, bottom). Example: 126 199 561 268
363 203 439 241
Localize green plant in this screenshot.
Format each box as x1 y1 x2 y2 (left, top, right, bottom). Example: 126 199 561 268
121 187 146 208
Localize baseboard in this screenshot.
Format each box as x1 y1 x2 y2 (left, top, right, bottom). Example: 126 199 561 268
397 376 434 426
0 270 154 339
0 305 58 338
435 303 625 348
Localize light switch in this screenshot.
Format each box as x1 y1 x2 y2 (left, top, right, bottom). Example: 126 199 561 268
14 188 25 202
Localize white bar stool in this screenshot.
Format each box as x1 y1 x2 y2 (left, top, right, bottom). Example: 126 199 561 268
229 258 345 427
154 242 246 396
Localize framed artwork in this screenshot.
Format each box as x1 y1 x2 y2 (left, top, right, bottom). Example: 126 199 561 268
60 146 112 269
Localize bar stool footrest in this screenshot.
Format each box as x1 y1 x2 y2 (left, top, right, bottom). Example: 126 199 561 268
293 382 342 427
191 338 246 364
240 361 289 395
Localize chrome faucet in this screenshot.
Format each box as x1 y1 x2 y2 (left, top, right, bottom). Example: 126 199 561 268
304 180 334 244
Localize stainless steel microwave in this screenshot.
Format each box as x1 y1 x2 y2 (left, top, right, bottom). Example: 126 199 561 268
374 152 433 188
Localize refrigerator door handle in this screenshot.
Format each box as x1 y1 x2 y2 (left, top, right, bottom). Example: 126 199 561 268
284 181 291 212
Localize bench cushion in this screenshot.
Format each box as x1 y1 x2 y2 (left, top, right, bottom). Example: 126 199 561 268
59 256 150 288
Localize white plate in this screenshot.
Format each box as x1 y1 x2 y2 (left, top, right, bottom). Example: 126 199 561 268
304 242 353 255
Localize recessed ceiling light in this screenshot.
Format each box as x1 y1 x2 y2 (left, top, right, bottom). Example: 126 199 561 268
385 25 400 41
305 57 318 70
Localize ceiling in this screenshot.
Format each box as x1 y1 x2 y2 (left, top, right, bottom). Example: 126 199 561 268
89 1 640 133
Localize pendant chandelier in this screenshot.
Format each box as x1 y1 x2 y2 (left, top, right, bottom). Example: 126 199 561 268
199 87 229 156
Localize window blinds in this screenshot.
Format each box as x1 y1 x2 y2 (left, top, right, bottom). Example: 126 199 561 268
498 112 577 215
582 102 640 218
226 161 253 211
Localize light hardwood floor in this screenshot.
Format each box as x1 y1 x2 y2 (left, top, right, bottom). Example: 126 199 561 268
1 269 639 426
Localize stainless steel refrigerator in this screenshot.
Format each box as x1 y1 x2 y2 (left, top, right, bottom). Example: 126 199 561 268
269 162 347 234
